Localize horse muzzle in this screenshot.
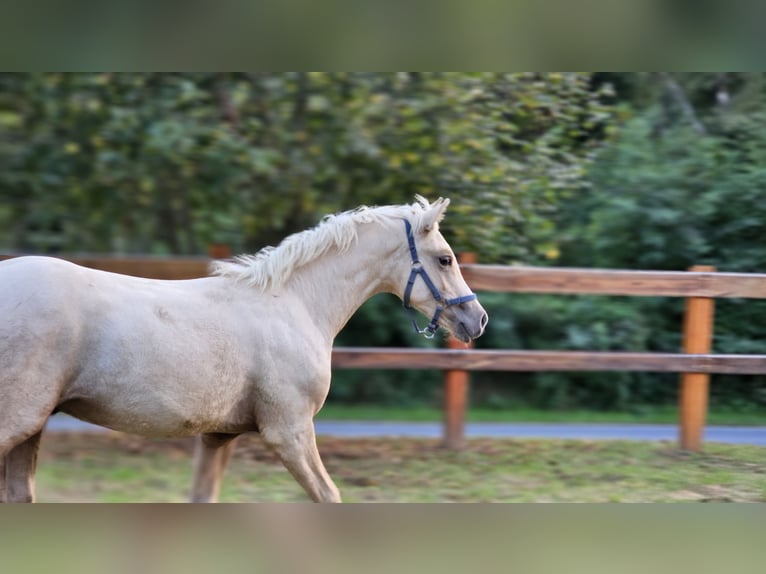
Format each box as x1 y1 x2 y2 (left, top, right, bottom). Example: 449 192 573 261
446 300 488 343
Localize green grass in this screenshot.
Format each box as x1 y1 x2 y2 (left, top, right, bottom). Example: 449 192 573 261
35 432 766 502
316 404 766 425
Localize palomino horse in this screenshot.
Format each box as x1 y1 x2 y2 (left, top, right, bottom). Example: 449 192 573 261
0 196 487 502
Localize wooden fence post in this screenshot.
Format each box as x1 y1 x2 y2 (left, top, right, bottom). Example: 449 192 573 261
442 252 477 450
679 265 716 451
207 244 232 259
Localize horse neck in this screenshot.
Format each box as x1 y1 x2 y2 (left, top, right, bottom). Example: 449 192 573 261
285 220 402 341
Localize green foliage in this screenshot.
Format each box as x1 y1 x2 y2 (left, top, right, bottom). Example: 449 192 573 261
0 72 612 259
560 115 766 274
525 74 766 411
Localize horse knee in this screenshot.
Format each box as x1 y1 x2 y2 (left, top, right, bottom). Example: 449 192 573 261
261 424 311 449
259 423 341 503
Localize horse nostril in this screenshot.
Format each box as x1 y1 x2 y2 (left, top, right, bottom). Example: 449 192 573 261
480 312 488 329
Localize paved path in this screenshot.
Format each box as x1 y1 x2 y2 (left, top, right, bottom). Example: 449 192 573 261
44 414 766 446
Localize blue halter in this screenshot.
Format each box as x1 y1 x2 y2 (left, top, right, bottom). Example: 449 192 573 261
402 219 478 338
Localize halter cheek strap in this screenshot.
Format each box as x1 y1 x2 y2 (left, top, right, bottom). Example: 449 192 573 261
402 219 477 338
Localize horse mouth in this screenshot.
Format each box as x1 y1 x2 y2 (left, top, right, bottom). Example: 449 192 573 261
456 322 473 343
453 314 487 343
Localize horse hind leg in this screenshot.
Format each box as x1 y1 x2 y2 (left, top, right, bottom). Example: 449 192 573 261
3 431 43 503
190 433 240 503
1 424 51 503
0 370 63 502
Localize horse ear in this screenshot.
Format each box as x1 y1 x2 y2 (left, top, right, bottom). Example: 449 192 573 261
422 197 450 233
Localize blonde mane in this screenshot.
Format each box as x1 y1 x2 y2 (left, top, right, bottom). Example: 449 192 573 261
211 196 437 290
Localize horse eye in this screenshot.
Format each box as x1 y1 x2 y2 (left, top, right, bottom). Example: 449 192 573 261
438 255 453 267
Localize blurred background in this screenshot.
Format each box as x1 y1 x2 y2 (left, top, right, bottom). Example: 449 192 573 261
1 72 765 420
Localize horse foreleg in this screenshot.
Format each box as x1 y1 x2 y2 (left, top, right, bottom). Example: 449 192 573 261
261 421 341 503
190 433 239 503
4 431 43 503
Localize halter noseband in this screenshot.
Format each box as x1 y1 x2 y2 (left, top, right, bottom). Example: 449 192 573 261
402 219 477 339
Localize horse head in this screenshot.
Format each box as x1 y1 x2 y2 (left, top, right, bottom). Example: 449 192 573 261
396 196 488 343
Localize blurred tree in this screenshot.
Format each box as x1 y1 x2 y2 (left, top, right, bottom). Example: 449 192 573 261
0 72 613 259
501 72 766 411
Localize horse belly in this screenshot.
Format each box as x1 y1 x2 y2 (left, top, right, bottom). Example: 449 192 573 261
61 345 257 438
58 384 256 438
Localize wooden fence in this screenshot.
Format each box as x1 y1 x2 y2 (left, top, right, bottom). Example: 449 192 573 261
333 261 766 451
3 254 765 451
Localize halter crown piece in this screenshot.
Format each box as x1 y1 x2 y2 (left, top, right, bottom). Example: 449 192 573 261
401 219 478 339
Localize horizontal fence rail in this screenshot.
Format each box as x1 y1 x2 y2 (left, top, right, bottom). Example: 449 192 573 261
0 254 211 280
461 264 766 298
332 348 766 375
